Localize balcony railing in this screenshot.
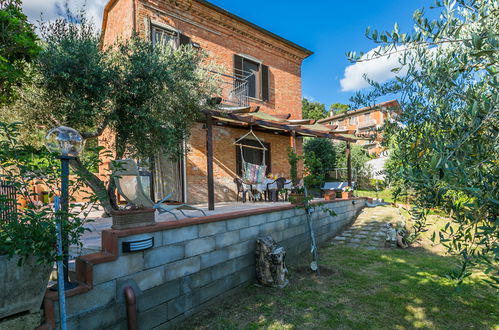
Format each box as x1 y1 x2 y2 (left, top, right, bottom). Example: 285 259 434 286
357 120 377 130
210 71 253 108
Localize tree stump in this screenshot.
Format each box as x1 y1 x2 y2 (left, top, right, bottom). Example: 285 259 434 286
255 236 289 288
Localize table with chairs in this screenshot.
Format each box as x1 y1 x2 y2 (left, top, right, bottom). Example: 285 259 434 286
234 176 293 203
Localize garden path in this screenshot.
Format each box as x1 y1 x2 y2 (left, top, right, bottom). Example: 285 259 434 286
331 205 402 249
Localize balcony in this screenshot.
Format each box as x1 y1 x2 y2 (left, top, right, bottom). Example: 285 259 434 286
357 120 377 130
211 71 253 108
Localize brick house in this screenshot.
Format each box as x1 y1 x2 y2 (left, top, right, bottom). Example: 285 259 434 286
318 100 402 156
100 0 357 206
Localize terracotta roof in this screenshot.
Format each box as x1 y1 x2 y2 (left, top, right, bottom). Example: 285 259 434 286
318 100 401 124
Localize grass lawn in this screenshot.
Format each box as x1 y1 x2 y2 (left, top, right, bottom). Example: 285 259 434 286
356 189 397 203
178 215 498 329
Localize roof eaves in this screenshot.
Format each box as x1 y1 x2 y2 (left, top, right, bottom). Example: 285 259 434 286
194 0 313 57
318 100 401 123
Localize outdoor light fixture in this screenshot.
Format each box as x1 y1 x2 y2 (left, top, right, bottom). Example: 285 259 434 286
45 126 84 292
45 126 84 157
122 235 155 253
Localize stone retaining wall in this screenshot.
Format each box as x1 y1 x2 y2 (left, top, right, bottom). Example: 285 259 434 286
55 199 366 329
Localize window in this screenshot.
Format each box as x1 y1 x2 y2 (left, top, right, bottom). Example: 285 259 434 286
151 25 191 49
235 139 271 176
364 113 370 123
234 55 269 101
349 116 356 125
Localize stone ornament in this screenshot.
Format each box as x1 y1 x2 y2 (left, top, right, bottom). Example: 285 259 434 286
255 236 289 288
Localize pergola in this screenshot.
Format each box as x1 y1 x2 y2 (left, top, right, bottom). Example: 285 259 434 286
203 107 361 210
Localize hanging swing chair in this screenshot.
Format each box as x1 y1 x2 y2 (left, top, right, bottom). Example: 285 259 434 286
234 127 267 185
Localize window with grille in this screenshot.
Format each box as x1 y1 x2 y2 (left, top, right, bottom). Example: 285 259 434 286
234 55 269 101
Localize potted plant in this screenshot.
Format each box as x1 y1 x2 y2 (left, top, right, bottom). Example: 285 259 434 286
287 148 306 205
323 189 336 201
341 186 353 199
0 122 88 319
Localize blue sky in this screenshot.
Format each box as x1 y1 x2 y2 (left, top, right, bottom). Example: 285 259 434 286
23 0 431 109
205 0 429 108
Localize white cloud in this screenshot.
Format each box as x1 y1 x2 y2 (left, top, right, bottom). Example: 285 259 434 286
340 46 407 92
22 0 107 29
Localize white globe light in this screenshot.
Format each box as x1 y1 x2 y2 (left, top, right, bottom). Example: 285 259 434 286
45 126 84 157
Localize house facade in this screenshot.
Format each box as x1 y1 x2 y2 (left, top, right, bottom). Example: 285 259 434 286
100 0 314 204
318 100 402 156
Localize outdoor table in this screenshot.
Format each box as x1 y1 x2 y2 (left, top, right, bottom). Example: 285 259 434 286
253 178 293 201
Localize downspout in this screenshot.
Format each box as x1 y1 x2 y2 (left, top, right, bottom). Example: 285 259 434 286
124 286 138 330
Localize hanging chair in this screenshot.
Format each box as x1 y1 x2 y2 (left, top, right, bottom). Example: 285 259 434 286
234 127 267 185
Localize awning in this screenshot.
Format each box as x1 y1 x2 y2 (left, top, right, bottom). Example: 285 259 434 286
204 107 359 142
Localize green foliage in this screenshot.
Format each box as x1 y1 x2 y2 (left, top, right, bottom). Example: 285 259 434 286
0 122 90 264
329 103 349 115
304 138 336 183
335 142 372 181
0 0 40 106
302 98 327 120
287 147 300 187
350 0 498 286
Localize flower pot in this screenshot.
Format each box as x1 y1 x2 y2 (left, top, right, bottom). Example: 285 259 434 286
341 191 353 199
324 191 336 201
289 193 306 206
0 255 52 319
111 208 156 230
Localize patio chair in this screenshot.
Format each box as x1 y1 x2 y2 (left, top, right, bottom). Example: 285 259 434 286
234 177 252 203
266 177 287 202
112 159 206 220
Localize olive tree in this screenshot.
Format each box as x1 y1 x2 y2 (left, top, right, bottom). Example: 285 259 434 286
348 0 498 285
4 12 219 214
0 0 40 106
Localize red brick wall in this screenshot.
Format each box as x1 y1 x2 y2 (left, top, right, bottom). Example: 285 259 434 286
186 123 302 204
102 0 135 47
132 0 308 119
100 0 309 203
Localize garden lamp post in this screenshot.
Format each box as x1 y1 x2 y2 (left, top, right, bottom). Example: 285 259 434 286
45 126 84 291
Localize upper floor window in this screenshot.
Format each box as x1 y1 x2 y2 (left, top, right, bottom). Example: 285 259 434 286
234 55 269 101
151 24 192 49
364 113 370 123
349 116 356 125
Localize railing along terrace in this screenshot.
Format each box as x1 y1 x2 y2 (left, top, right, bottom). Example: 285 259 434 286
0 180 17 222
210 70 252 107
358 120 377 129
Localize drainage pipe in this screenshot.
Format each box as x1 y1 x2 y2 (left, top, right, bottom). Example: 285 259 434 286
124 286 138 330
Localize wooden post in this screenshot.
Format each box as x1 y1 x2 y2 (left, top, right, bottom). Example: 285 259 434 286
206 114 215 210
290 130 296 150
346 141 352 187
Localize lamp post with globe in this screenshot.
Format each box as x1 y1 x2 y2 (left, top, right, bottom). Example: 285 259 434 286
45 126 84 291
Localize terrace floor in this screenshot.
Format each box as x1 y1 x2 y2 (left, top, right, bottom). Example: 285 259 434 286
71 201 298 256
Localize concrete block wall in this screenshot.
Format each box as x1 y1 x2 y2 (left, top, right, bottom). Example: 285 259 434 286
59 200 365 329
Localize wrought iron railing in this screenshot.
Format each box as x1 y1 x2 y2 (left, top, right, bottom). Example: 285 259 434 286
211 71 252 107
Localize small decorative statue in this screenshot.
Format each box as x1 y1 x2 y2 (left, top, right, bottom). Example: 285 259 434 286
256 236 289 288
385 222 409 248
385 223 398 248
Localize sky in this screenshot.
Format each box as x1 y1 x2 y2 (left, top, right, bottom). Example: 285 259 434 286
22 0 431 109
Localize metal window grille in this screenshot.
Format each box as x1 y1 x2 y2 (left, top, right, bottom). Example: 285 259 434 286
0 180 17 222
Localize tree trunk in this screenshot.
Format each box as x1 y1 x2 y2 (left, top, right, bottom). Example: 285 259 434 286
69 158 115 215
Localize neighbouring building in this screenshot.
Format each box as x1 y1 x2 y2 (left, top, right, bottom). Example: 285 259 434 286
100 0 355 205
318 100 402 156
